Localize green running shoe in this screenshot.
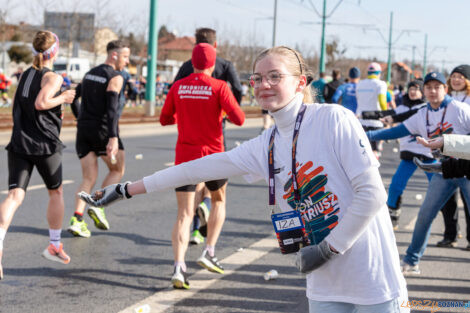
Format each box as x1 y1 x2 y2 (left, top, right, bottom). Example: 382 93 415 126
68 216 91 238
189 230 204 245
87 206 110 230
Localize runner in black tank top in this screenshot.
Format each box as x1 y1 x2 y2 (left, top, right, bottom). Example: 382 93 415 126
68 40 130 238
0 31 76 280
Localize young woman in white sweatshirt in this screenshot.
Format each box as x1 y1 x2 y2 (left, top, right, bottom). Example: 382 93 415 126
79 46 408 313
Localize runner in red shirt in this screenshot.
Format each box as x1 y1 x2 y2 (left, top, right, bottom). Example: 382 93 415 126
160 43 244 289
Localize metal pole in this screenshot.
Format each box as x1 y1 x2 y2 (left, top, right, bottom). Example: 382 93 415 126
319 0 327 73
145 0 158 116
411 46 415 80
272 0 278 47
386 11 393 83
423 33 428 77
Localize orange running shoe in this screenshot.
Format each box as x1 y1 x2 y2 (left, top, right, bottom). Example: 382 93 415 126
42 243 71 264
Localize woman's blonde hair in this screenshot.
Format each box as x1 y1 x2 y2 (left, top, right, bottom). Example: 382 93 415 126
447 76 470 96
252 46 314 103
32 31 57 70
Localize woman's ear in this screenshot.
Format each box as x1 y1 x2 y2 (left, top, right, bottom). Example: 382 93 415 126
296 75 307 92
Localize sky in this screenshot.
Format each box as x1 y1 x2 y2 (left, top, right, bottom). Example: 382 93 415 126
6 0 469 73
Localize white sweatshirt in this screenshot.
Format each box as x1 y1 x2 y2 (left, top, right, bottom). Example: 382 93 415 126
143 94 407 306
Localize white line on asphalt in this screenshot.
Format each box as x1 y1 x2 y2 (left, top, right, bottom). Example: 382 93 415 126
118 236 278 313
164 162 174 167
404 216 417 231
0 179 74 194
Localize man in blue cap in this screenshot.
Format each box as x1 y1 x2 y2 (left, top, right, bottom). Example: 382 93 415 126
365 72 470 276
331 67 360 113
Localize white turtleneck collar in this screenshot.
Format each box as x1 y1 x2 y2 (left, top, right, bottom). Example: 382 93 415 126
452 90 468 101
270 93 304 137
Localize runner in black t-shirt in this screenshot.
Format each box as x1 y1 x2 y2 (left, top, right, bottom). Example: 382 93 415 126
68 40 130 237
0 31 76 279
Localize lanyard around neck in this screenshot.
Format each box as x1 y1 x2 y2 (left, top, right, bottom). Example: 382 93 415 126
268 104 307 210
426 104 448 138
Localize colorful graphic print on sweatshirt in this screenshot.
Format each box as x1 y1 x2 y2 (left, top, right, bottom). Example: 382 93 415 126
282 161 341 245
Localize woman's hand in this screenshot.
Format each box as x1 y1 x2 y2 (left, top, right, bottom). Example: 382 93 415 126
380 116 393 126
416 136 444 150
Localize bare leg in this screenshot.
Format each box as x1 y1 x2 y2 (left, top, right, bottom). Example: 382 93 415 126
100 149 125 187
74 152 99 215
46 186 64 229
172 191 196 262
0 188 25 230
193 183 205 208
0 188 26 279
206 184 227 247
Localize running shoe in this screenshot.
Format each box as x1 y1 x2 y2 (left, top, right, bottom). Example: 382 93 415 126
190 230 204 245
436 239 457 248
197 250 224 274
196 202 210 227
67 216 91 238
171 266 190 289
87 206 110 230
199 225 207 238
400 260 420 276
42 243 71 264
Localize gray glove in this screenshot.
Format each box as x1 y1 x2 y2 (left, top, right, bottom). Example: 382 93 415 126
413 157 442 173
78 182 132 207
295 240 338 274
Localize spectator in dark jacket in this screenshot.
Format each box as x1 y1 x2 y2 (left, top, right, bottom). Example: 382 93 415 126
323 69 343 103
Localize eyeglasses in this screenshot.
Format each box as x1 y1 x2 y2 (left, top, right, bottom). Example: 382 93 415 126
250 72 298 88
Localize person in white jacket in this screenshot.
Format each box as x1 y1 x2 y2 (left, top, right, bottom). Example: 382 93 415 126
417 134 470 160
438 65 470 248
78 46 409 313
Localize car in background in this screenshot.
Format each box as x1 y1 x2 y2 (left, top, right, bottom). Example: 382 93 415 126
53 58 90 83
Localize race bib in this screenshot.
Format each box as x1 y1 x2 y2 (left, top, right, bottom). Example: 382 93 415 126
271 210 309 254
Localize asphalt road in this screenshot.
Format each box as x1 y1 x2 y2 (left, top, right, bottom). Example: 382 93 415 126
0 120 469 313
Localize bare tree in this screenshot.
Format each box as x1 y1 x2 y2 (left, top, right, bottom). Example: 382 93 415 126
0 0 21 72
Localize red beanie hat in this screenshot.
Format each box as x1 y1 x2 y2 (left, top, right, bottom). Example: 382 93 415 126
192 43 216 70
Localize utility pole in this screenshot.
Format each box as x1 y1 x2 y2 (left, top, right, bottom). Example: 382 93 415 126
422 33 428 77
363 12 418 82
319 0 327 73
306 0 345 73
145 0 158 116
386 12 393 83
272 0 278 47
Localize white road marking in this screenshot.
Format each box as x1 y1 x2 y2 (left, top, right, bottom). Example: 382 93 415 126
164 162 174 167
0 179 74 194
119 236 278 313
404 216 417 231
